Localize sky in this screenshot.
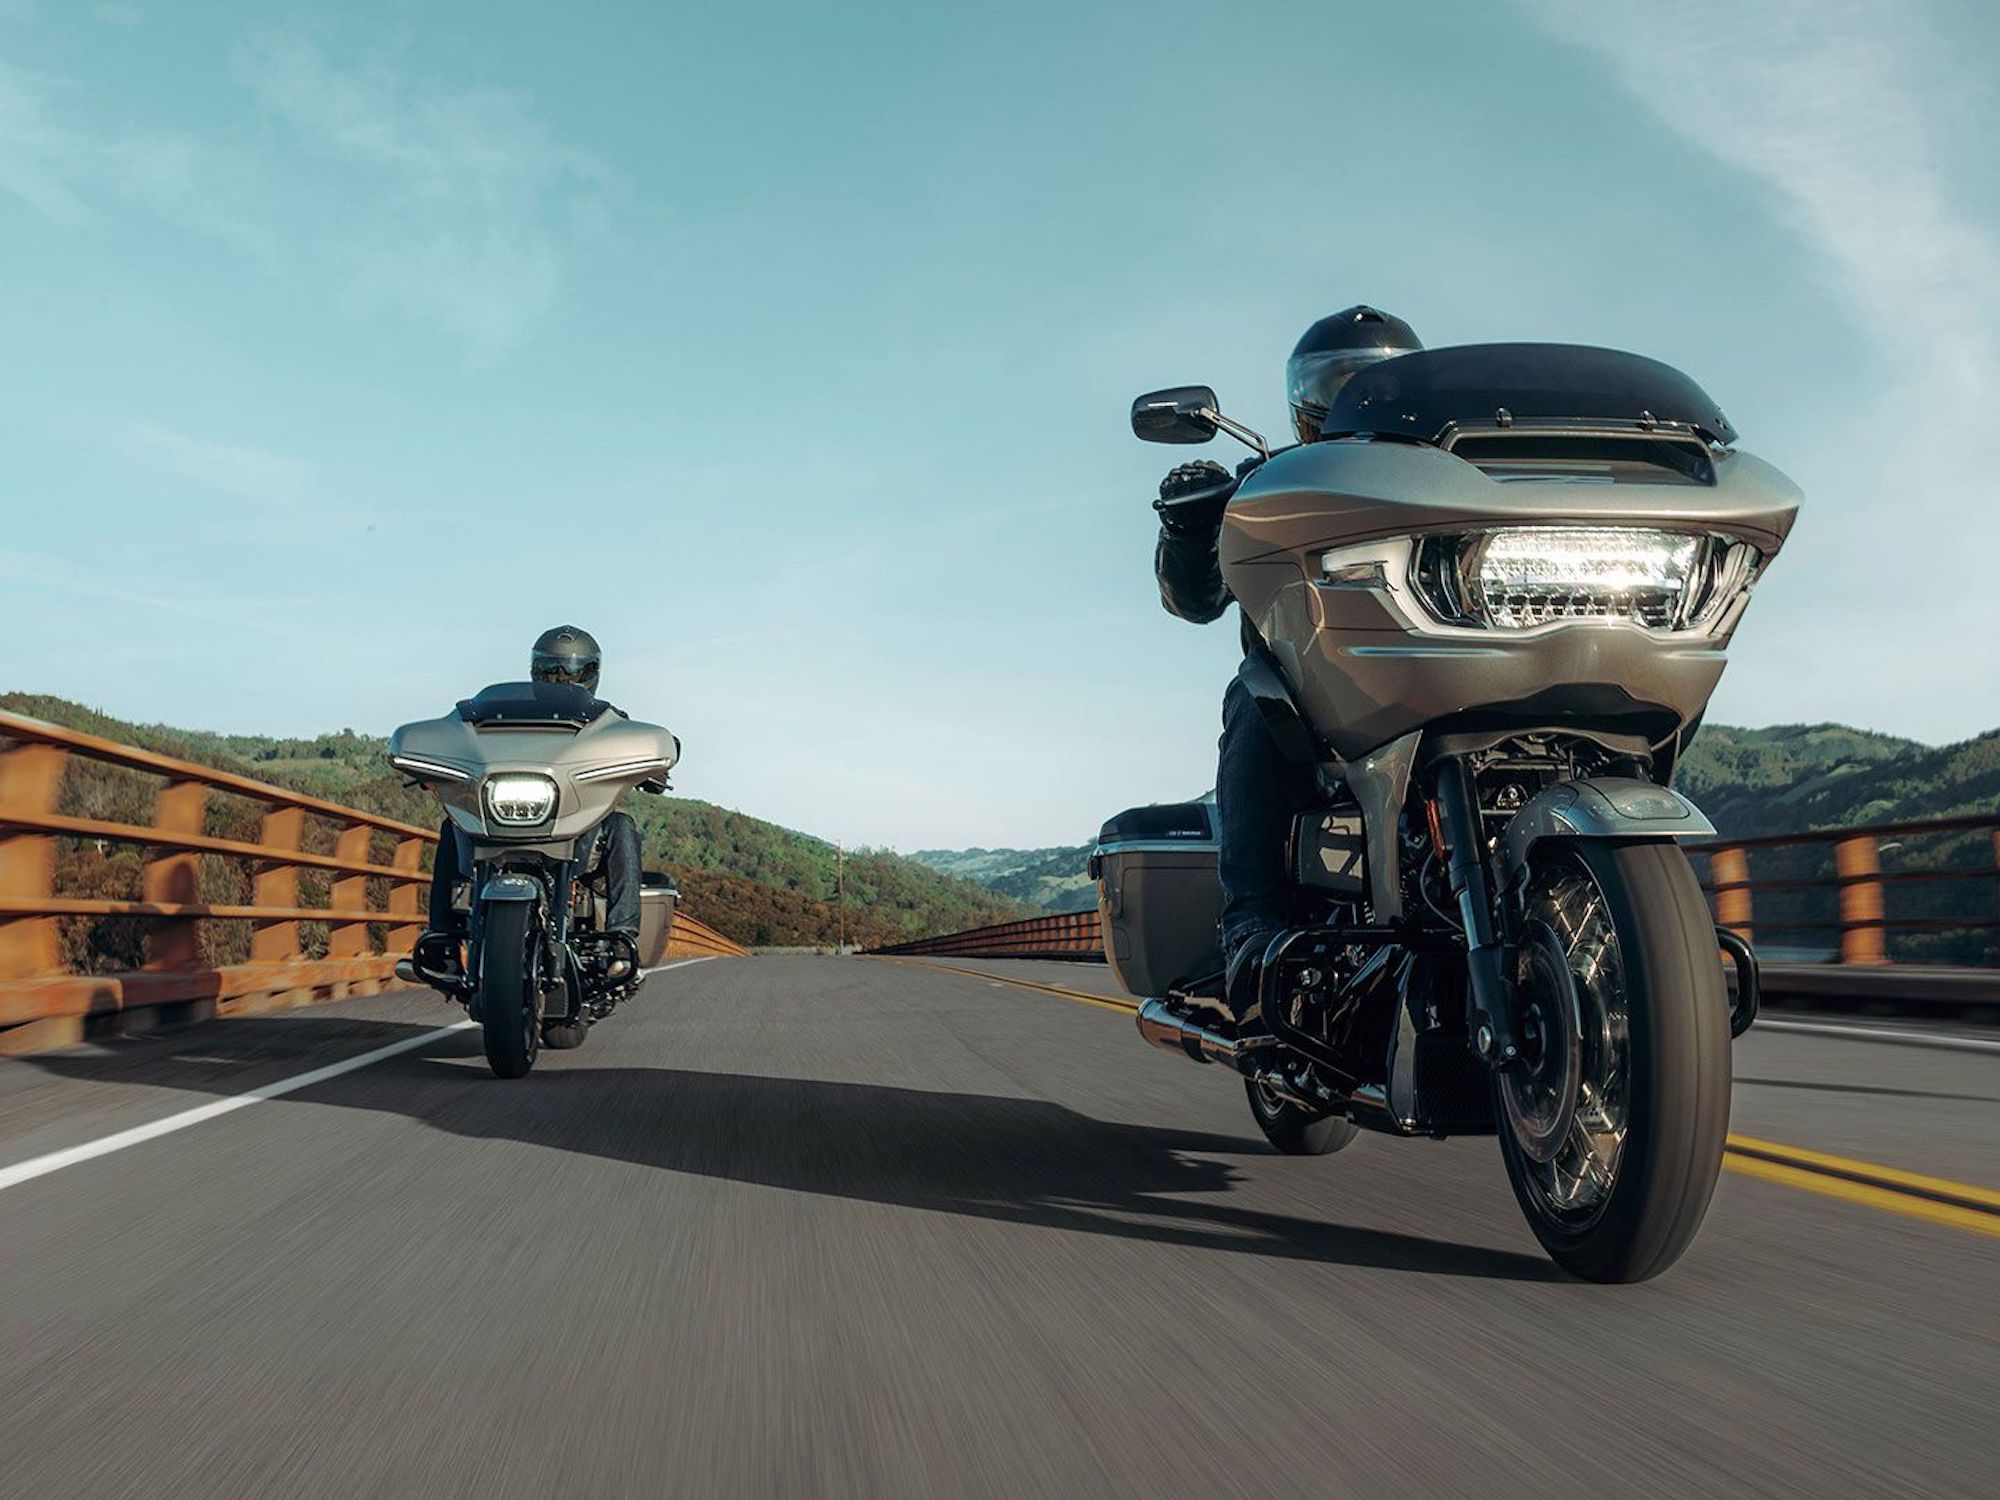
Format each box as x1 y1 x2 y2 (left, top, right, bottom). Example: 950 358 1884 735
2 0 1996 850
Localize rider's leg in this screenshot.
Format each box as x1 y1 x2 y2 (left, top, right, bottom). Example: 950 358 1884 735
600 811 642 938
1216 667 1315 1017
425 819 463 934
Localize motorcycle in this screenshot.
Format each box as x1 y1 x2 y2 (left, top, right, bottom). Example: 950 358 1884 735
1105 343 1797 1280
388 680 681 1078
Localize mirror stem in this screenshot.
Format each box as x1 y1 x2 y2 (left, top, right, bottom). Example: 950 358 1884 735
1200 407 1270 459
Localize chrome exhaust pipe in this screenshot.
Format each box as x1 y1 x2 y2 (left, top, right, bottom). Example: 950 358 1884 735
1136 997 1259 1071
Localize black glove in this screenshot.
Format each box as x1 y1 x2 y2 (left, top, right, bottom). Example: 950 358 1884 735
1153 460 1235 535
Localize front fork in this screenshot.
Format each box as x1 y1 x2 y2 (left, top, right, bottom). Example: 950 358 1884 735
1432 758 1525 1070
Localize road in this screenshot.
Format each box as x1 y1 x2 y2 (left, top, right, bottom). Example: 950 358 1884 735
0 955 1994 1498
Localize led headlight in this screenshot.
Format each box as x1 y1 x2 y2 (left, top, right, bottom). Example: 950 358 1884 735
1412 527 1758 632
483 773 558 826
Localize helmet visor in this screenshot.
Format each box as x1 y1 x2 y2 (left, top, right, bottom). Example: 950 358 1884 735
1287 347 1404 415
531 652 600 691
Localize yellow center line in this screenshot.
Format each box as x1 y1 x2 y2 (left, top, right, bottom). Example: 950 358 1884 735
871 955 1137 1013
876 954 2000 1239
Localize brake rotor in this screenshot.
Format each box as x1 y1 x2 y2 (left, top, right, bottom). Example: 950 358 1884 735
1499 919 1584 1165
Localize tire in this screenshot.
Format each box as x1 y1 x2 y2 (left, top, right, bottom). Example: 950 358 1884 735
478 900 541 1079
1245 1079 1359 1156
541 1020 589 1050
1495 841 1730 1283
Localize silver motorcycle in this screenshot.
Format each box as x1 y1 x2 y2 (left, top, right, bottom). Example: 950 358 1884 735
389 681 680 1078
1103 343 1799 1280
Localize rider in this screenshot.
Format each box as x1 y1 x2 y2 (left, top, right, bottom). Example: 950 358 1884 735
1153 306 1424 1020
419 625 644 980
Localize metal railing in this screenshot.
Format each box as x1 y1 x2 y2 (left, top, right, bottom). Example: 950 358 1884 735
874 909 1100 960
1692 814 2000 966
0 709 743 1052
872 814 2000 1019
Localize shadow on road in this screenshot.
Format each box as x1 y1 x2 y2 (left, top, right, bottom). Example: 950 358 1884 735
19 1016 1561 1281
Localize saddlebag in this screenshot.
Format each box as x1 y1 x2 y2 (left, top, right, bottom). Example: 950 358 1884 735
1090 800 1224 998
637 874 678 968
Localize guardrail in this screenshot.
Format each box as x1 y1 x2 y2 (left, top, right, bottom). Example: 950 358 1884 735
0 709 744 1053
1692 814 1999 967
665 915 751 960
874 910 1101 961
873 813 2000 1022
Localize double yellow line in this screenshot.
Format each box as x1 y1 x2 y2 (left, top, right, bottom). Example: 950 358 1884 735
878 956 2000 1240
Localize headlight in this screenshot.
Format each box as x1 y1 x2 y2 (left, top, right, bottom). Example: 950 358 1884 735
483 773 558 826
1412 527 1759 632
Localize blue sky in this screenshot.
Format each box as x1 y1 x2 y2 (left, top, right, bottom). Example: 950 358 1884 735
2 0 1995 849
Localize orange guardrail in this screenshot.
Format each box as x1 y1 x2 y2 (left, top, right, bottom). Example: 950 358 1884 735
0 709 742 1052
666 914 750 960
1689 814 2000 966
873 909 1100 960
871 814 2000 1020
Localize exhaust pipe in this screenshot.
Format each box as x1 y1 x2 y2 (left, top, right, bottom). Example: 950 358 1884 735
1136 997 1261 1071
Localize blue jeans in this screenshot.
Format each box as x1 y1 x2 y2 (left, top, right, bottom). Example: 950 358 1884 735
1217 668 1318 957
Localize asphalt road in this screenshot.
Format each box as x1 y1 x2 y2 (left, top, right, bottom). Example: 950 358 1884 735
0 955 1994 1498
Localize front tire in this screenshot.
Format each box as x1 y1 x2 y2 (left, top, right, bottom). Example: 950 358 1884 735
479 901 541 1079
1245 1079 1359 1156
1496 841 1731 1282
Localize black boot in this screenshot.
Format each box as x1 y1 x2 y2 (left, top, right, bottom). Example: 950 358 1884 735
603 931 640 983
1225 931 1278 1031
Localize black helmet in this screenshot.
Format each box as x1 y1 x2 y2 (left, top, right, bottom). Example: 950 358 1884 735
1286 305 1423 444
530 625 602 695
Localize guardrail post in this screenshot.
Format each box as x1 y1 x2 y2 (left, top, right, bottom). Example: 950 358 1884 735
250 807 306 962
1834 834 1887 966
386 836 426 956
327 825 375 963
1709 846 1753 944
142 780 209 971
0 743 68 982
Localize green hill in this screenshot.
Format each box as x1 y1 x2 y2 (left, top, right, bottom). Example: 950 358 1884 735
0 694 1035 950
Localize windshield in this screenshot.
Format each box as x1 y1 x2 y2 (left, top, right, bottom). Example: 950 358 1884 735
1321 343 1736 448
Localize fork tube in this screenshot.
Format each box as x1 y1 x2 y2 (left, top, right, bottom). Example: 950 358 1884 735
1434 758 1522 1068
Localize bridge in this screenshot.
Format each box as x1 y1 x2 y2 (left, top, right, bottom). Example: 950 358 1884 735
1 713 1995 1496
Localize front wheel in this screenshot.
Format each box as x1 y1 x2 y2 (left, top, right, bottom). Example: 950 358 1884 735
1245 1079 1359 1156
1495 841 1730 1282
478 900 541 1079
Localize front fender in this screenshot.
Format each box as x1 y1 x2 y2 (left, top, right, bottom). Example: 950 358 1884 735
478 874 543 904
1500 778 1714 883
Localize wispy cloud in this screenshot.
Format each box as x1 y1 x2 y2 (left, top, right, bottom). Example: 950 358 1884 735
0 59 85 221
0 31 607 360
119 422 312 506
1523 0 1998 403
1523 0 2000 733
230 34 609 361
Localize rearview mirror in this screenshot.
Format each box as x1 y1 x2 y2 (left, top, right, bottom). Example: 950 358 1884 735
1131 386 1221 445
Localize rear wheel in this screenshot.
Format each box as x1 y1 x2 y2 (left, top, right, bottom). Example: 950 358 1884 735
1495 841 1730 1282
1245 1079 1359 1156
541 1020 589 1050
479 901 541 1079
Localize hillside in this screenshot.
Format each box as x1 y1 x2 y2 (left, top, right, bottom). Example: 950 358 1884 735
0 694 1035 950
908 845 1097 913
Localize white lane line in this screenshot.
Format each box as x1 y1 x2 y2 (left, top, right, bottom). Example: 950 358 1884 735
640 956 716 979
0 1020 478 1194
1 957 725 1193
1757 1017 2000 1056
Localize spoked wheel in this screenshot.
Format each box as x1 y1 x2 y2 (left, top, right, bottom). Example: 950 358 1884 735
1496 841 1730 1282
1245 1078 1359 1156
478 901 541 1079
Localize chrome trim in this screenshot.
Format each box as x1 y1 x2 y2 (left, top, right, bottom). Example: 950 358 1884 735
1135 997 1268 1069
573 757 672 785
390 754 472 784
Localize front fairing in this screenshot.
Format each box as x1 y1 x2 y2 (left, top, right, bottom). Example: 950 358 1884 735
1219 439 1802 764
390 697 677 853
